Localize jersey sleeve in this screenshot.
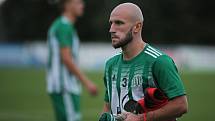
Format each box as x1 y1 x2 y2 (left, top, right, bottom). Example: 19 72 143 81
56 24 73 47
152 55 186 99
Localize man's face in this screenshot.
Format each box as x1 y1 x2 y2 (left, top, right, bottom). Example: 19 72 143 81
67 0 84 17
109 12 134 49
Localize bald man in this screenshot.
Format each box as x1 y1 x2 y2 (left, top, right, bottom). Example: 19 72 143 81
100 3 188 121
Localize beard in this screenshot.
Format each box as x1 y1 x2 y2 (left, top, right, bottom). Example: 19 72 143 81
112 29 133 49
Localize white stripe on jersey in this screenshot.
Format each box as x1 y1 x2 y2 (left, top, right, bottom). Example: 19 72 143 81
106 72 111 103
148 46 162 55
110 114 115 121
110 68 120 115
146 48 161 57
63 93 75 121
47 36 61 93
144 50 158 58
53 37 61 93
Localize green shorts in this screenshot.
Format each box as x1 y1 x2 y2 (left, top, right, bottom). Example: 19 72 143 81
49 93 81 121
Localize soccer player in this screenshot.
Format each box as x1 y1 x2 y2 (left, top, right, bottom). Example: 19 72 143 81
46 0 98 121
102 3 188 121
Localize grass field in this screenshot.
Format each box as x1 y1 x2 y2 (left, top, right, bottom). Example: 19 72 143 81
0 68 215 121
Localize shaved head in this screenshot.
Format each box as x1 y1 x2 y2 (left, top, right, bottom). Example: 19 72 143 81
111 3 144 23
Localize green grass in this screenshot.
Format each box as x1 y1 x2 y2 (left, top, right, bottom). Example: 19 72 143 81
0 68 214 121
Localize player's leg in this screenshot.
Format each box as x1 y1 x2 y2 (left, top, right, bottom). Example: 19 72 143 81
63 92 81 121
50 93 67 121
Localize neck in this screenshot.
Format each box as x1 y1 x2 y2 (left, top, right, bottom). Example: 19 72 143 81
122 37 145 61
63 12 76 23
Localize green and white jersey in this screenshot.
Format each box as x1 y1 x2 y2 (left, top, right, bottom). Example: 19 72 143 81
104 43 186 115
47 16 81 94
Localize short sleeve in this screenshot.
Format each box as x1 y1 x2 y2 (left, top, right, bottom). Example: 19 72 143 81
152 55 186 99
56 24 73 47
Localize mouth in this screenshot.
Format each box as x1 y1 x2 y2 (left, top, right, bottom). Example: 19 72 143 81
111 37 119 39
111 35 119 40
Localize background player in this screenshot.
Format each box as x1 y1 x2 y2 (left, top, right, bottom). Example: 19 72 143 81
47 0 98 121
102 3 188 121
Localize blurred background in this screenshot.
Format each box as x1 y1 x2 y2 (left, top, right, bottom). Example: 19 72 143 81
0 0 215 121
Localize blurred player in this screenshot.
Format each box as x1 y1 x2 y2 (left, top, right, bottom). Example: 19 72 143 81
101 3 188 121
46 0 98 121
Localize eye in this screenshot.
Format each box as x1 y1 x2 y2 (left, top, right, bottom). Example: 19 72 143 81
109 21 113 25
115 20 124 25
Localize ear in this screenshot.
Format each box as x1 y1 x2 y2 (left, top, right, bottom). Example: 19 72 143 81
133 22 142 33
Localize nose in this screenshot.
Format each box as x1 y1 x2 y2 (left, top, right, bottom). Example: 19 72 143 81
109 23 115 33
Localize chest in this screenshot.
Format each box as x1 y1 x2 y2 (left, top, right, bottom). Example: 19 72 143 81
110 63 157 91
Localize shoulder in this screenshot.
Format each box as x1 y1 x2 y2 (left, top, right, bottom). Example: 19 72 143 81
152 54 177 73
146 46 176 71
52 17 74 33
155 55 173 65
143 44 165 59
143 44 174 65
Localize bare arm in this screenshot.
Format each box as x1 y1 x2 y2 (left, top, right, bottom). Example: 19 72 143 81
102 102 111 113
146 95 188 121
125 95 188 121
61 47 97 95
